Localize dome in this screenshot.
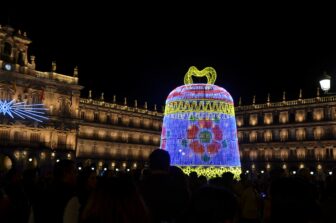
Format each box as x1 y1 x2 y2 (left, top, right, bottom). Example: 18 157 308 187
160 66 241 178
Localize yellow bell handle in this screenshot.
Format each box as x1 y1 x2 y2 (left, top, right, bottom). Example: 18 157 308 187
184 66 217 85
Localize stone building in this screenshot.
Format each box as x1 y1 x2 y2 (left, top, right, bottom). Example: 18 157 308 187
235 92 336 174
0 25 162 172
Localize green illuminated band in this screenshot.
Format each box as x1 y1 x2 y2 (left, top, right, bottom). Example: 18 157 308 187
179 166 241 179
184 66 217 85
164 100 235 116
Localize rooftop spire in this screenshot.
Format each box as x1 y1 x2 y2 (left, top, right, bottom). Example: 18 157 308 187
73 66 78 77
88 90 92 99
52 61 56 72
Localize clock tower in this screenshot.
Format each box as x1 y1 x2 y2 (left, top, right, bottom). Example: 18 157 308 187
0 25 34 73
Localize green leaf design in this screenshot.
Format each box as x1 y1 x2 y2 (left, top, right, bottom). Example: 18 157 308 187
181 139 188 147
202 154 210 162
222 140 227 148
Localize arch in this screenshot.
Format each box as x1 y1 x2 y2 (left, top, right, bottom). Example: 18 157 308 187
3 42 12 57
18 51 25 66
0 153 13 172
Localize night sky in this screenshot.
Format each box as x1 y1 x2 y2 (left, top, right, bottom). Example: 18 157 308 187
1 5 336 111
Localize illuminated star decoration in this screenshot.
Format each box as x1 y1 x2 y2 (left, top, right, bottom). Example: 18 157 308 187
0 99 48 122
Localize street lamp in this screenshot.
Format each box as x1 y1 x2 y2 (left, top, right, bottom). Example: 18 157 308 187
319 72 331 93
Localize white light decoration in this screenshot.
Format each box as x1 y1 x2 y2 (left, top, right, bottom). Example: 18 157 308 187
78 166 82 170
0 99 48 122
310 171 314 175
320 79 331 92
261 170 264 174
103 167 107 171
293 171 296 175
329 171 333 175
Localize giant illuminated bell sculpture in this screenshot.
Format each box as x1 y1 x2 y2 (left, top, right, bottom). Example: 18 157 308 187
160 66 241 178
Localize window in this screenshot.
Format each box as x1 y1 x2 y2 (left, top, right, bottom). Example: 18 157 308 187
3 42 12 61
264 130 272 142
296 128 306 141
249 114 258 126
94 112 99 122
0 130 9 140
295 110 306 122
264 113 273 125
18 52 25 66
279 111 289 124
80 111 85 120
249 131 257 142
280 129 288 141
30 132 40 142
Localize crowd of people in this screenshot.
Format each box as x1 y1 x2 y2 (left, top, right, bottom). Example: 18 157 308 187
0 149 335 223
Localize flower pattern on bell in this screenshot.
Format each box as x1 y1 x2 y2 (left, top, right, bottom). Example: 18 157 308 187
187 125 198 139
190 141 205 154
184 119 226 162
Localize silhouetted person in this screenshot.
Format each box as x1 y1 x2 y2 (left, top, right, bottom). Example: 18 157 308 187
141 149 179 222
148 149 170 172
81 176 150 223
181 185 238 223
33 160 76 223
268 177 321 223
1 168 30 223
64 166 97 223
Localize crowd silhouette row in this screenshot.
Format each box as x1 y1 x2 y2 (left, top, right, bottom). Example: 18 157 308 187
0 149 336 223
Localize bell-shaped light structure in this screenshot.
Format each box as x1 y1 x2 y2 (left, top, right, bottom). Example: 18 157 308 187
160 66 241 178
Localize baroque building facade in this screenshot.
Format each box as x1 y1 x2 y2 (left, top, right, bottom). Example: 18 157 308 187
0 25 162 172
235 93 336 174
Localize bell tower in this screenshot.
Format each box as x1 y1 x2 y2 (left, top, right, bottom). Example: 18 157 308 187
0 25 34 72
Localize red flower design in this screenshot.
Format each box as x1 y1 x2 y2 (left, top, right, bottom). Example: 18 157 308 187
199 119 212 128
190 141 205 154
186 119 224 158
187 125 199 139
212 125 223 140
207 142 220 154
